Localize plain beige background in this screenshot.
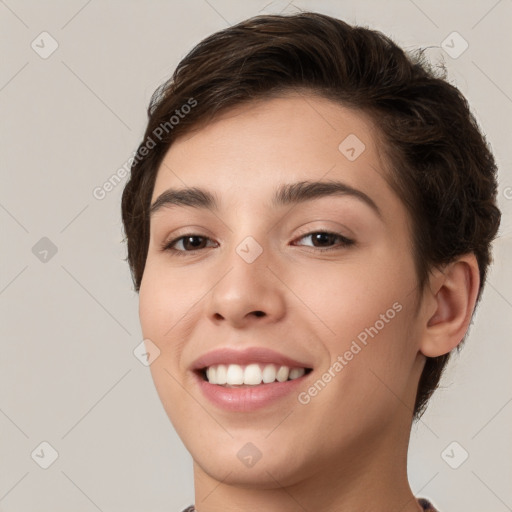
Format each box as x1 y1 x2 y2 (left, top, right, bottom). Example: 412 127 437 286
1 1 511 511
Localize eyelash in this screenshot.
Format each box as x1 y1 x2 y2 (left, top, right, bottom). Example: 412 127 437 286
161 231 354 256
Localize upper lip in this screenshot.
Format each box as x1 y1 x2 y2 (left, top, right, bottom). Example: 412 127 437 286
190 347 313 371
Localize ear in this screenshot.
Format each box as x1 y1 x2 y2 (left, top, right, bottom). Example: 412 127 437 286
419 253 481 358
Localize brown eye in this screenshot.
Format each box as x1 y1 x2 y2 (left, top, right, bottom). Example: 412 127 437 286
164 235 217 253
310 232 338 247
180 236 208 250
294 231 354 251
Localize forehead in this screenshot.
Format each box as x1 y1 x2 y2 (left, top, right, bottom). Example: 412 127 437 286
151 94 397 216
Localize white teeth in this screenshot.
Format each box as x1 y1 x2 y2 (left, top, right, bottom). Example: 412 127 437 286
243 364 262 385
204 363 308 386
206 366 216 384
226 364 244 385
289 367 305 380
262 364 277 383
276 366 289 382
216 364 227 385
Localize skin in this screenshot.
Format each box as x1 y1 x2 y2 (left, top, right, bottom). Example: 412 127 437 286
138 93 480 512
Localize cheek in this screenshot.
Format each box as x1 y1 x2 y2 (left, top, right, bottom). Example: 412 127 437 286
138 262 199 427
138 274 170 342
139 258 204 340
285 248 413 339
287 247 419 387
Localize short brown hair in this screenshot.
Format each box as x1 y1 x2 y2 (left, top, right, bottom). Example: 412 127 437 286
121 12 501 417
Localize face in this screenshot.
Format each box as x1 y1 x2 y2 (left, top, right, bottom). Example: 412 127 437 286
139 94 426 489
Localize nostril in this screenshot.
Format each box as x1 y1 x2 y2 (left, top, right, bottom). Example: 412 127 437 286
252 311 265 317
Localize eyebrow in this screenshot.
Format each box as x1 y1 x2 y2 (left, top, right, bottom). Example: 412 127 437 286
150 180 381 218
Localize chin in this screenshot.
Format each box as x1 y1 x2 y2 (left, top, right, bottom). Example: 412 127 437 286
187 430 322 489
194 450 311 489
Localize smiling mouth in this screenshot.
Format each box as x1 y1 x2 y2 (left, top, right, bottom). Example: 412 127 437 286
197 363 313 387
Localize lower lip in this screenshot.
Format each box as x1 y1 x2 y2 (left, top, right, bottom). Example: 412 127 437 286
193 371 311 412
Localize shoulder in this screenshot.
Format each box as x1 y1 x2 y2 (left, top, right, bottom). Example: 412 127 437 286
182 501 438 511
418 498 440 511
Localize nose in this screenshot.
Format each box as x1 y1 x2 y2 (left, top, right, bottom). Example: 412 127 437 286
206 242 286 329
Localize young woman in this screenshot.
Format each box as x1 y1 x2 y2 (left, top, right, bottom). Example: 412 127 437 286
121 12 501 512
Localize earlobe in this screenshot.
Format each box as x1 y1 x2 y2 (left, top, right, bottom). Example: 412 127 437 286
419 254 480 358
